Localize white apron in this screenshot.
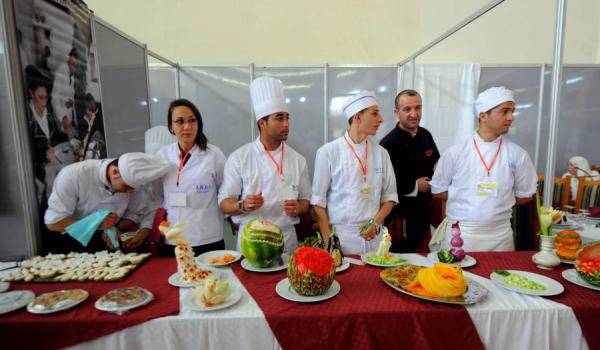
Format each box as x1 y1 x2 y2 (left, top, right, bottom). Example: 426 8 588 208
335 223 383 255
438 219 514 252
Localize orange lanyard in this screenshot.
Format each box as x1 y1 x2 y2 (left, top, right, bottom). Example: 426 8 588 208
473 137 503 176
176 148 192 187
344 135 368 181
265 143 285 181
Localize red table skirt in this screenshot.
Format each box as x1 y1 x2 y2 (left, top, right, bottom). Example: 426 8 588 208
0 257 179 350
232 258 484 350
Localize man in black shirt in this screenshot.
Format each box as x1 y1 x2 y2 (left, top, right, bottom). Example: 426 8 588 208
380 90 440 252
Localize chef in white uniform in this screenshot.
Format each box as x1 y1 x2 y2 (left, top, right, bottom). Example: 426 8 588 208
45 152 171 253
219 77 311 253
430 87 537 252
312 91 398 254
154 98 227 256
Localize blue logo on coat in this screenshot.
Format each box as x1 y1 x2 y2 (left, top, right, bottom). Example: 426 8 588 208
375 167 384 174
196 184 211 194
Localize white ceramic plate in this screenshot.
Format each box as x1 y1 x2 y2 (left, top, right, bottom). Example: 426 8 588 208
584 215 600 221
275 279 340 303
382 277 488 305
196 250 242 267
553 223 583 230
427 252 477 268
182 285 243 311
360 252 407 267
560 258 576 265
561 268 600 291
0 290 35 315
95 287 154 313
168 268 221 288
27 289 88 314
0 282 9 293
490 270 564 296
335 258 350 273
240 254 289 273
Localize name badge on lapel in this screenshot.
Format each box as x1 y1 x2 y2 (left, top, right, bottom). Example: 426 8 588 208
359 185 374 201
168 192 187 207
475 182 498 197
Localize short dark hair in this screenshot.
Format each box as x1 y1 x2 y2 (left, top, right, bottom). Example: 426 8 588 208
84 93 97 112
167 98 208 150
394 89 421 109
257 115 270 133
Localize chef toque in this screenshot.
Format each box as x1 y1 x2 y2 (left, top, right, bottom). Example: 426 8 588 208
250 76 288 121
342 91 378 119
118 152 171 189
475 87 515 115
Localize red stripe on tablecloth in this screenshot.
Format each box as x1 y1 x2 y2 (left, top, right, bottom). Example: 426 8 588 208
232 258 484 350
0 257 179 350
468 251 600 350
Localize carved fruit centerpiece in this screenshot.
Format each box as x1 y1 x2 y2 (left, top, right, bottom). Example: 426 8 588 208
575 242 600 287
241 219 284 268
288 246 335 296
554 230 582 261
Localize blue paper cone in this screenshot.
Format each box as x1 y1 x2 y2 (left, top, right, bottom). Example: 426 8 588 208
65 210 111 247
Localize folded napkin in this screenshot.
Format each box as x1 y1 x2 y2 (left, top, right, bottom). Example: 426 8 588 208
589 207 600 218
65 210 119 248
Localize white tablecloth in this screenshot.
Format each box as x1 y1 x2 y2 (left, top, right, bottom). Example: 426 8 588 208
50 255 590 350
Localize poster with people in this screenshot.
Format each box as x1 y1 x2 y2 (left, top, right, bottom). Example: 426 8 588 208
13 0 106 206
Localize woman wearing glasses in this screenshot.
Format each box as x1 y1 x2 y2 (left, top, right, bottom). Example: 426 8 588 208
154 99 227 256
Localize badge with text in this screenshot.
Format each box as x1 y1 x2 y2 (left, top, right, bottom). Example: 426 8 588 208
359 185 374 200
167 192 187 207
475 181 499 197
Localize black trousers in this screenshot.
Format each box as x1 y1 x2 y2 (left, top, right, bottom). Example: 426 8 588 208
159 239 226 257
388 200 432 253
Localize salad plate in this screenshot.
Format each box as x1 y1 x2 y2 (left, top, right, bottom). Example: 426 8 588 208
427 252 477 268
275 279 340 303
490 270 564 296
196 250 241 267
240 254 289 273
360 252 406 267
182 286 242 311
561 269 600 291
95 286 154 313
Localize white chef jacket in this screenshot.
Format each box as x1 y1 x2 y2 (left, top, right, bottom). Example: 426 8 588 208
51 61 75 128
155 143 226 247
430 132 537 223
45 159 151 228
311 132 398 254
29 101 49 138
218 138 311 253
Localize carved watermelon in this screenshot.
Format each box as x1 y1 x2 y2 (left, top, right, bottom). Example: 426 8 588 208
287 246 335 296
241 219 283 268
575 242 600 287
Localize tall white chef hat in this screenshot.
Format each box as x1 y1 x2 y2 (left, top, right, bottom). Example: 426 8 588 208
250 76 288 121
118 152 171 189
342 91 378 119
475 87 515 115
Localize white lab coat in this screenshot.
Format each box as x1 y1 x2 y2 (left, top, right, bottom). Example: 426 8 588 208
430 132 537 251
218 139 311 253
311 132 398 254
155 143 226 247
45 159 151 228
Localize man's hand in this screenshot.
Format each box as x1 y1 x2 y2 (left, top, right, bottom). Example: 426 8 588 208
417 177 431 193
121 228 150 251
243 193 264 212
360 222 378 241
99 212 119 230
282 200 300 217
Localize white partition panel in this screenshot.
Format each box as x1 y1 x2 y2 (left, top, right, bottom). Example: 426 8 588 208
95 22 150 156
148 62 178 127
179 67 252 157
255 67 324 175
327 67 397 143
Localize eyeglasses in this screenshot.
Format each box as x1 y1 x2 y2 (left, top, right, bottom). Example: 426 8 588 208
172 118 197 127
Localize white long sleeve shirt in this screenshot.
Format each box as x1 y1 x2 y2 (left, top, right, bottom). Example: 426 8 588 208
45 159 152 228
311 132 398 228
430 132 537 223
218 138 311 252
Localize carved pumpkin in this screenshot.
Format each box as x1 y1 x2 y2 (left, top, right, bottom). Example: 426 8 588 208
554 230 582 260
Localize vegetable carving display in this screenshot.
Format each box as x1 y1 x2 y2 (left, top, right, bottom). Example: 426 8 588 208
403 263 467 298
554 230 582 260
241 219 284 268
287 246 335 296
575 242 600 287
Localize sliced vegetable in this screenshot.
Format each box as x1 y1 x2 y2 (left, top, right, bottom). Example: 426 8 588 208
437 250 455 263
